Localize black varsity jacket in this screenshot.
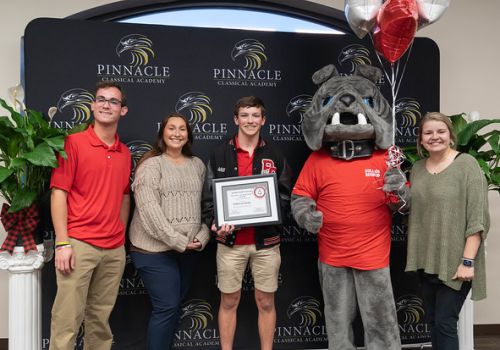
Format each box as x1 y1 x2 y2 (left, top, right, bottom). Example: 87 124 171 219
201 135 293 250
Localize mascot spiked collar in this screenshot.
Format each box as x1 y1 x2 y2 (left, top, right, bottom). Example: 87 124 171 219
303 64 393 158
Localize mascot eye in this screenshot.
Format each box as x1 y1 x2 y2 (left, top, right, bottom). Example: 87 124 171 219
322 96 334 107
363 97 374 108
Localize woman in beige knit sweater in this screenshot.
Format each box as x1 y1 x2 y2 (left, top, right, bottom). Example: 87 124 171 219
128 113 210 350
406 112 489 350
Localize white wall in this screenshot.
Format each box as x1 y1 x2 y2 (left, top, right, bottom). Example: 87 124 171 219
1 0 499 339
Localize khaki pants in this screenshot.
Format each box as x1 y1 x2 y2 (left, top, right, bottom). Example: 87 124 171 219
49 238 125 350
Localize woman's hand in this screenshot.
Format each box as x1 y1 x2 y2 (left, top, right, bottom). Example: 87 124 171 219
452 264 475 282
186 237 202 250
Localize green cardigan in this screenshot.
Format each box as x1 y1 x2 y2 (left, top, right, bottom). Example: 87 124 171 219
405 153 490 300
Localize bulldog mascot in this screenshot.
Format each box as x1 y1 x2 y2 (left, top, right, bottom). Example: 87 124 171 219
292 64 409 350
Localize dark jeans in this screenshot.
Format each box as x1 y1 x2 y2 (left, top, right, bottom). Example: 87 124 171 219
130 250 200 350
419 272 471 350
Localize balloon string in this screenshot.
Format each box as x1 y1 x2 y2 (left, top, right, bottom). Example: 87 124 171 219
395 40 414 96
391 64 396 145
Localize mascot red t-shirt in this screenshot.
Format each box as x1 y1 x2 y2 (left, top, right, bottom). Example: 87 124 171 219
293 149 391 270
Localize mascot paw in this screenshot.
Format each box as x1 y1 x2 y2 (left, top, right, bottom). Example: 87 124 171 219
291 195 323 233
383 168 410 212
383 168 407 193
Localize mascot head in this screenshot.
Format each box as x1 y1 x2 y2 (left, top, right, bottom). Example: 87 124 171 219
303 64 393 154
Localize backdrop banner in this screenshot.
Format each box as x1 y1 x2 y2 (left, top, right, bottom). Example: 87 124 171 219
24 18 439 349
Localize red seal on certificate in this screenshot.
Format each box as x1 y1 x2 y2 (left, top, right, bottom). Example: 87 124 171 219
253 185 266 198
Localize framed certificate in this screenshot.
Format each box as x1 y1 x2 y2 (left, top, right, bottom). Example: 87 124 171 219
213 173 281 228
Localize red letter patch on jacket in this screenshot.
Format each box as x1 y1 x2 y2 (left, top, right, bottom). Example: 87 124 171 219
261 159 277 174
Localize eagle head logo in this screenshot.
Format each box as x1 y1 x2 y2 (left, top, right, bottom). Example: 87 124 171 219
286 94 312 123
127 141 153 181
395 98 421 128
57 88 94 123
396 295 425 324
116 34 155 66
175 92 213 124
231 39 267 70
338 44 372 73
287 296 322 327
180 299 214 330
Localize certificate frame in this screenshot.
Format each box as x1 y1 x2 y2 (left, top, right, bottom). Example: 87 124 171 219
212 173 281 228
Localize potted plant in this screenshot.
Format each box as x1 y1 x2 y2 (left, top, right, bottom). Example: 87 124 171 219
0 87 67 253
403 113 500 192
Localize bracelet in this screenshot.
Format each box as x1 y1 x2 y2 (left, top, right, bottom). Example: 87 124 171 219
55 241 71 247
55 244 72 250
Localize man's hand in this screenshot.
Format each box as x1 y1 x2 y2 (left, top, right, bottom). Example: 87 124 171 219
211 223 235 237
55 246 75 275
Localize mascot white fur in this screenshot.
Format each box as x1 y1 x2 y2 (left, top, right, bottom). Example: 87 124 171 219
292 64 409 350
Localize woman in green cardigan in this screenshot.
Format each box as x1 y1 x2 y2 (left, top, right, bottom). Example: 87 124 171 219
406 112 490 350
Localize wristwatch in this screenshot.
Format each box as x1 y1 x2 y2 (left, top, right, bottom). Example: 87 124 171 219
462 258 474 267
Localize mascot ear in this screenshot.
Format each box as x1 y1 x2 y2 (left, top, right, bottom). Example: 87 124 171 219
354 64 382 83
312 64 339 85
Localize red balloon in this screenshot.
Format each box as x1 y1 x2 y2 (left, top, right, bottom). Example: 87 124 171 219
373 0 418 63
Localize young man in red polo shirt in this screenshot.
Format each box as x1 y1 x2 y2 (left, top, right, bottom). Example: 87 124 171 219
49 82 131 350
203 96 292 350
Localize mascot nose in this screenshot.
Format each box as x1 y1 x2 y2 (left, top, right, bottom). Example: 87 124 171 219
339 93 355 107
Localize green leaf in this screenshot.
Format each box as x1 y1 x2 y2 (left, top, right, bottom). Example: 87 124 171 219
457 119 500 146
68 122 90 135
9 190 38 213
0 98 23 127
22 142 58 167
44 135 65 151
450 114 468 134
0 166 14 183
10 158 27 169
487 133 499 154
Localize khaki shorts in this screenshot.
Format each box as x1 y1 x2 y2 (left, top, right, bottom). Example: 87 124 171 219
216 244 281 293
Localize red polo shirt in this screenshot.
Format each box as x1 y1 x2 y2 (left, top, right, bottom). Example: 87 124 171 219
234 136 255 245
50 125 131 248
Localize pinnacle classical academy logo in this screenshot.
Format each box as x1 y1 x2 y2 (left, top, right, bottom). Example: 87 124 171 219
287 296 322 327
97 34 170 84
116 34 154 66
173 92 227 141
338 44 372 73
231 39 267 70
396 295 430 342
127 140 153 180
180 299 214 330
286 94 312 124
395 97 421 145
49 88 94 129
175 92 213 123
213 38 282 88
267 94 310 142
275 296 327 346
174 299 220 348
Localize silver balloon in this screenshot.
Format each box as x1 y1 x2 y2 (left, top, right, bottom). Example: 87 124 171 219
416 0 450 29
345 0 383 39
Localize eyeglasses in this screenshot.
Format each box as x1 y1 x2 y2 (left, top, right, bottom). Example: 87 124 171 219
95 96 123 107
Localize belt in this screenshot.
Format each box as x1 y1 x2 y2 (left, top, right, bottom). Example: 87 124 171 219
328 139 375 160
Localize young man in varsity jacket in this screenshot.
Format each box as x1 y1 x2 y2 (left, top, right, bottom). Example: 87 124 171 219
202 96 293 350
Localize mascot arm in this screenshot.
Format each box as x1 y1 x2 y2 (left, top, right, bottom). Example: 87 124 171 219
383 168 411 213
291 194 323 233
